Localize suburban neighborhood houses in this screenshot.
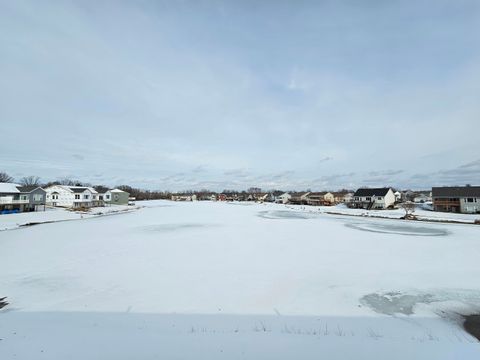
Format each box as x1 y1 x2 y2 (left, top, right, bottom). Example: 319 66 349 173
0 181 131 214
1 175 480 215
170 184 480 215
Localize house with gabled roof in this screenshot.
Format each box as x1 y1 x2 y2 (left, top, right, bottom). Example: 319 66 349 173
305 192 335 206
0 183 29 214
45 185 99 208
16 185 47 211
289 192 311 205
104 188 130 205
0 183 47 213
350 188 395 210
275 192 291 204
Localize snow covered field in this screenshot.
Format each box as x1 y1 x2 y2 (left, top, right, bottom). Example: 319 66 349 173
1 200 480 359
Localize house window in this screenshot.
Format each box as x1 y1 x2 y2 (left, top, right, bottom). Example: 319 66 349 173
366 197 371 201
377 197 382 200
84 194 89 199
75 194 80 200
106 195 110 200
467 198 474 202
33 194 43 201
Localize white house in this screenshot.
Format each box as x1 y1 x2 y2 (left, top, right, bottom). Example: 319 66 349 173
350 188 396 209
343 193 354 203
394 191 402 202
275 192 291 204
45 185 99 208
413 193 432 203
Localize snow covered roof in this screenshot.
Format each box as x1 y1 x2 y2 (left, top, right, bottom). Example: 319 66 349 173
0 183 21 193
109 189 126 193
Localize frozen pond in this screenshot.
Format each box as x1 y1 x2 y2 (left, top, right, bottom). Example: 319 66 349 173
1 200 480 359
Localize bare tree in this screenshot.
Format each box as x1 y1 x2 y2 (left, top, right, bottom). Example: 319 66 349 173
400 201 416 219
0 171 14 183
20 176 41 186
58 178 84 186
93 185 109 193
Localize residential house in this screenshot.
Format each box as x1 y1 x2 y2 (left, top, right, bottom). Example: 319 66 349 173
0 183 30 214
350 188 396 210
343 192 354 204
171 194 196 201
104 189 130 205
413 192 432 203
432 186 480 214
332 191 353 204
289 192 311 205
305 192 335 206
275 192 291 204
45 185 99 208
16 185 47 211
394 191 402 202
255 193 270 203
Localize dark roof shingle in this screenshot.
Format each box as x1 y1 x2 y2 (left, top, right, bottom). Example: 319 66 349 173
16 185 42 193
432 186 480 198
72 187 88 193
353 188 391 197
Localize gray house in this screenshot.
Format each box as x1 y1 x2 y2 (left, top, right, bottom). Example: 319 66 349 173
104 189 130 205
17 186 47 211
0 183 46 214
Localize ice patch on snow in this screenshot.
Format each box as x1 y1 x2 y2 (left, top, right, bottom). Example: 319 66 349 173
361 292 435 315
345 222 449 236
361 290 480 316
257 210 320 220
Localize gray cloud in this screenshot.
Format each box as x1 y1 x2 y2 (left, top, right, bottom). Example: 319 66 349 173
1 1 479 191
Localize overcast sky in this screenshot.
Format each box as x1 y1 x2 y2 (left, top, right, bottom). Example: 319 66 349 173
1 0 479 191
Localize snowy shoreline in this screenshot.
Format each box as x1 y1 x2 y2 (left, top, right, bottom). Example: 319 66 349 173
0 205 141 232
1 201 479 233
278 202 480 225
